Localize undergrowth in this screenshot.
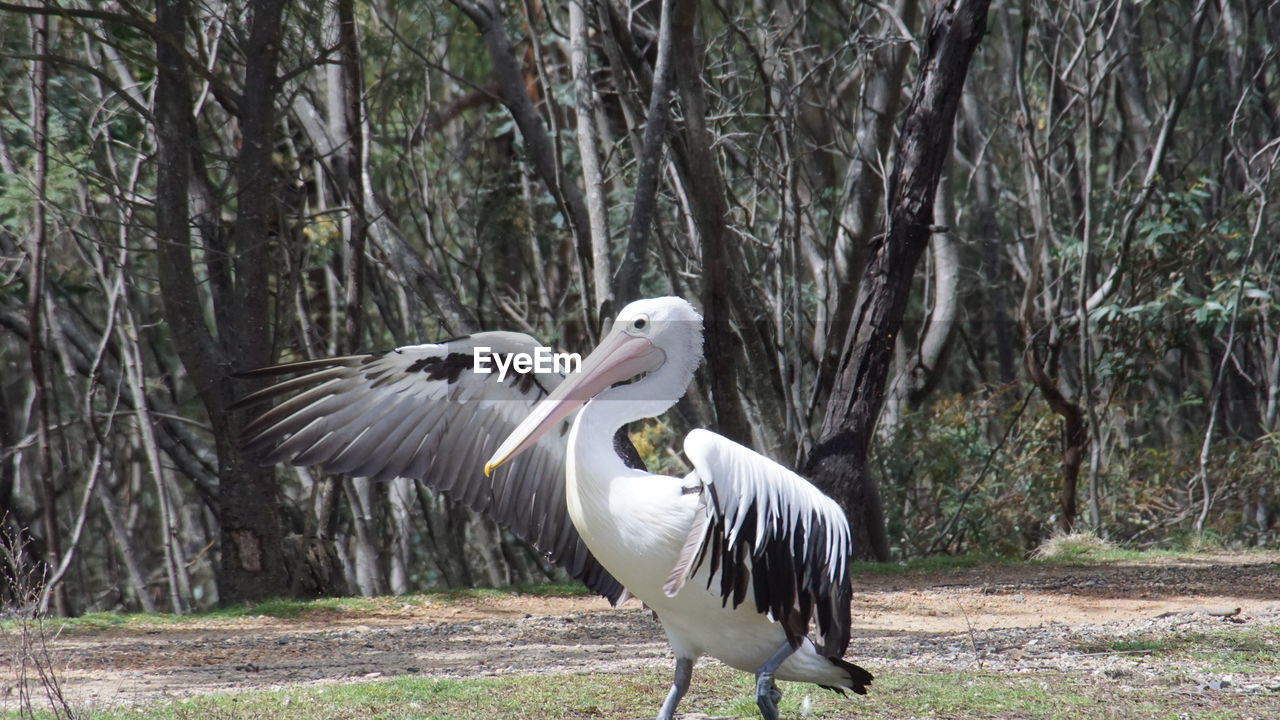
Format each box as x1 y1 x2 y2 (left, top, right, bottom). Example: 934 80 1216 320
873 390 1280 560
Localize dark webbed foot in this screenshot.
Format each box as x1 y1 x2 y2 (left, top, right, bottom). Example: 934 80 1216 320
753 642 796 720
755 675 781 720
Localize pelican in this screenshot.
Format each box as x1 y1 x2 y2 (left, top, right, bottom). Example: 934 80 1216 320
239 297 871 719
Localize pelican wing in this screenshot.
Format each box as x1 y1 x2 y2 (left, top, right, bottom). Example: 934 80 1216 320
234 331 627 604
667 429 852 656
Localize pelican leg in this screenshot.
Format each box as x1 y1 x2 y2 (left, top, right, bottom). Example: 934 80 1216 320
656 656 693 720
754 642 796 720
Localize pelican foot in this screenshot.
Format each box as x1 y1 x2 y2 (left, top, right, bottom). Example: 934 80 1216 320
753 642 797 720
754 675 780 720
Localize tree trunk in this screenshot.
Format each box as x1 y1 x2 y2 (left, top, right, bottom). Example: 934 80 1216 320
616 0 677 305
811 0 921 411
153 0 291 604
95 482 157 612
1022 344 1086 532
807 0 991 562
26 8 70 616
668 0 753 446
880 186 961 435
569 0 615 318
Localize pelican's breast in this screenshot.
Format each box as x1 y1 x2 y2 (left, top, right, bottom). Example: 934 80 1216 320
565 427 696 594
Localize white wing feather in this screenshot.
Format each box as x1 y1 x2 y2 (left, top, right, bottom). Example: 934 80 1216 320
665 428 853 655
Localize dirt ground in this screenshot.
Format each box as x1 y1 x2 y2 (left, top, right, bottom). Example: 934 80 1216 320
8 552 1280 712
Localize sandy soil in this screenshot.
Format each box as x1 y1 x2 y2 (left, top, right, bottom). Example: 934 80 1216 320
6 552 1279 711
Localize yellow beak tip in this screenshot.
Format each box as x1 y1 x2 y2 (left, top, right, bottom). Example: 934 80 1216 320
483 462 495 477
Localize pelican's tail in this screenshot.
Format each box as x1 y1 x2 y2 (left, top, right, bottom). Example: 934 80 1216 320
818 656 873 696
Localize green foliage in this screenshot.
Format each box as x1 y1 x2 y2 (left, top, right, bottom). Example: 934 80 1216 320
628 420 690 477
874 390 1061 558
876 390 1280 559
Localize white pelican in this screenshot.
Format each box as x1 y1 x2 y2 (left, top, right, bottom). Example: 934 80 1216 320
239 297 871 719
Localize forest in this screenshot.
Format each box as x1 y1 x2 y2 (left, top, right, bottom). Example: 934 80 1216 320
1 0 1277 618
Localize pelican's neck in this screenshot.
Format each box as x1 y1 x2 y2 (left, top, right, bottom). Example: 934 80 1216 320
569 353 698 480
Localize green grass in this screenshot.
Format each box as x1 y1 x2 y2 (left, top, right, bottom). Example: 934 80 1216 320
850 552 1010 575
10 662 1278 720
0 582 589 635
852 542 1259 574
8 555 1280 719
1028 529 1268 565
1075 624 1280 679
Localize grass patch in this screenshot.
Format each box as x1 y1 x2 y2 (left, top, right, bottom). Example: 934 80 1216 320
11 663 1276 720
1075 624 1280 673
1027 531 1243 565
848 543 1230 575
9 670 671 720
851 553 1011 575
1101 637 1176 654
1192 625 1280 673
1 582 591 635
1031 530 1118 561
407 581 591 603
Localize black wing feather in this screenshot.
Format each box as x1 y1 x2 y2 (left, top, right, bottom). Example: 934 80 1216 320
673 429 853 657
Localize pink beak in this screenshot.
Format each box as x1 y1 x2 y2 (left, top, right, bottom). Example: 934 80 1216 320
484 328 665 475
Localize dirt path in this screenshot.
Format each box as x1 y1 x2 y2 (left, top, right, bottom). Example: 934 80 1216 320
10 552 1280 710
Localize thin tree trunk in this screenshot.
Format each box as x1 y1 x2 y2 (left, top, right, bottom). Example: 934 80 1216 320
95 482 157 612
415 482 475 588
570 0 615 317
450 0 594 303
880 185 961 435
119 306 192 613
807 0 991 562
1194 180 1267 532
387 477 414 595
668 0 752 445
38 445 100 616
343 479 387 596
26 9 69 616
811 0 921 411
961 89 1016 384
319 0 384 595
615 0 677 304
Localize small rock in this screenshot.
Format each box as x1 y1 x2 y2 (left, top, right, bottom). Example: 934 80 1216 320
1197 678 1231 692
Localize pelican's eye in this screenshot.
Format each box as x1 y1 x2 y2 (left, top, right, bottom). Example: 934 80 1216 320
629 314 650 333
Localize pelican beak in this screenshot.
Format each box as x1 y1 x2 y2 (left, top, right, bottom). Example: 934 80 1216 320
484 328 666 475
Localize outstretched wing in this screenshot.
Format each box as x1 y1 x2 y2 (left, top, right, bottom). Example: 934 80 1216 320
666 428 852 656
234 331 630 604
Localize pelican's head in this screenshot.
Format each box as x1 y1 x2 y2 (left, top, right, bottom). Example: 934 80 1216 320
484 297 703 475
607 296 704 362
